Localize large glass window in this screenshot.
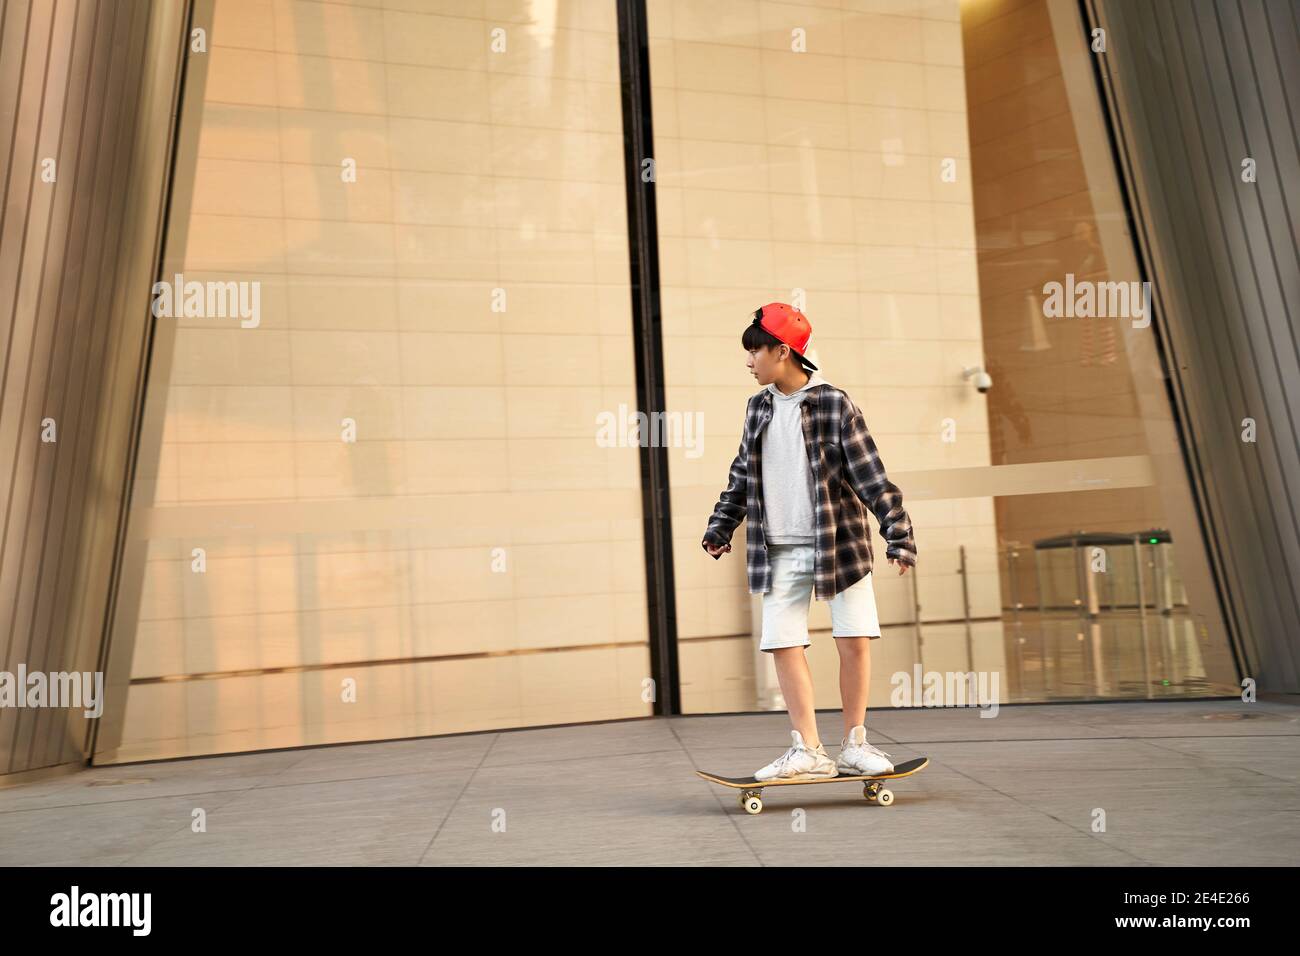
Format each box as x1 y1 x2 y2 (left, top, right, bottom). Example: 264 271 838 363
98 0 1241 762
100 0 647 762
658 0 1237 712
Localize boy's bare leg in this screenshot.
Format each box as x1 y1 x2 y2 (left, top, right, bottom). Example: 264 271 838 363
835 637 871 738
770 646 820 748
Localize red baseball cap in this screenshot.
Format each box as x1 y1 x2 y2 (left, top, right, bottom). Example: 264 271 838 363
754 302 818 370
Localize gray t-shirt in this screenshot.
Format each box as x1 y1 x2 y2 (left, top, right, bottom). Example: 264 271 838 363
761 370 826 544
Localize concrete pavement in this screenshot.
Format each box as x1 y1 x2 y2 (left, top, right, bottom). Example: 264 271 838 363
1 698 1296 866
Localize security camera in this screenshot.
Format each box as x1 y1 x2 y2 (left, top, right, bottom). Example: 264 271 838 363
962 366 993 394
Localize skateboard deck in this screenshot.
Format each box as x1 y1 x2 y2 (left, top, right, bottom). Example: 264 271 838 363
696 757 928 813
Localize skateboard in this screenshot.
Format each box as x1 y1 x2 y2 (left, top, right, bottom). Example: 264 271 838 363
696 757 929 814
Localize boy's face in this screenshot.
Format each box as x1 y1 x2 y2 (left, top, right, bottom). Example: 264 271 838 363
747 344 790 385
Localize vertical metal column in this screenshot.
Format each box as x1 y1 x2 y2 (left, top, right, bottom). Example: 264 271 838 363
616 0 679 716
959 544 973 671
0 0 192 781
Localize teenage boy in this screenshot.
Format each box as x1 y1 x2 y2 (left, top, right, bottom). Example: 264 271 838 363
702 303 917 781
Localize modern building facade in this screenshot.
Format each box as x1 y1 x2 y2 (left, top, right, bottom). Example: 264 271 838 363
1 0 1295 779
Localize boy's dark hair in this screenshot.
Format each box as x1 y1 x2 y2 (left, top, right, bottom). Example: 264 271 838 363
742 309 813 369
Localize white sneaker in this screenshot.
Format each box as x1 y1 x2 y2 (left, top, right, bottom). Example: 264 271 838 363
836 725 894 775
754 729 839 782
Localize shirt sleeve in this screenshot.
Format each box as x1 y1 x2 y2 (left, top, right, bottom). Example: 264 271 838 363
839 396 917 565
702 430 748 556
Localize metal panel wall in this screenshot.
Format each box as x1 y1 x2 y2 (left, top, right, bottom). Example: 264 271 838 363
1087 0 1300 692
0 0 189 781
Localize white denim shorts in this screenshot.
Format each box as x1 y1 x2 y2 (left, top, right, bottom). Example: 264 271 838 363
760 543 882 652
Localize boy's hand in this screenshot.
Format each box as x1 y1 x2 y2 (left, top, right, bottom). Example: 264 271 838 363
888 556 912 576
703 539 732 558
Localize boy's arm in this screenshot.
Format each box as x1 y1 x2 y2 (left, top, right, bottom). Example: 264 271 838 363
840 397 917 565
701 434 747 557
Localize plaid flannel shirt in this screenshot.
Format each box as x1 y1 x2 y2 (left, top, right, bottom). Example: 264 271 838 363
701 382 916 601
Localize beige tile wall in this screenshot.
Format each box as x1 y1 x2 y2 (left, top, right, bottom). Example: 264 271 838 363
110 0 654 762
657 0 1004 694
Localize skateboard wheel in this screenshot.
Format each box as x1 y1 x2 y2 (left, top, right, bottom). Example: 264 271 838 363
876 789 894 806
863 784 877 801
743 795 763 815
